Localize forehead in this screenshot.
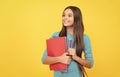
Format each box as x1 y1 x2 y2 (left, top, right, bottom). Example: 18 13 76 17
63 8 73 14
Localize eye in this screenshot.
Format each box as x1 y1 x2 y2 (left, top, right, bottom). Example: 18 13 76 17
62 14 65 17
68 14 73 17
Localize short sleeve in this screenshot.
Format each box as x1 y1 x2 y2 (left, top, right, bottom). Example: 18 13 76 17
83 34 94 68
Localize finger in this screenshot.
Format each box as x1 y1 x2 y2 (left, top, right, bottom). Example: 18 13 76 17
64 52 68 56
67 60 70 64
65 52 69 54
68 59 71 64
66 53 70 56
69 58 72 61
68 48 72 50
68 49 72 52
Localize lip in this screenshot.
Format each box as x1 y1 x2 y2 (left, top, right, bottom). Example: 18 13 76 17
63 22 69 25
63 20 69 23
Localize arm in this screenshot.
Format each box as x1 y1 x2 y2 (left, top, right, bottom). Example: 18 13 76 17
68 48 91 68
41 32 72 65
42 51 72 65
68 35 94 68
72 55 91 68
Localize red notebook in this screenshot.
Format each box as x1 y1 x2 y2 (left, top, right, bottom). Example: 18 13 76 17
46 37 67 70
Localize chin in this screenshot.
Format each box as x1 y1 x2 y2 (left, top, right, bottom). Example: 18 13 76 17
64 25 72 27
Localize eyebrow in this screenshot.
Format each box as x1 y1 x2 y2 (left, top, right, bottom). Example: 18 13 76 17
63 12 73 15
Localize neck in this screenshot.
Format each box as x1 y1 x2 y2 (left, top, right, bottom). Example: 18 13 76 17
67 26 74 35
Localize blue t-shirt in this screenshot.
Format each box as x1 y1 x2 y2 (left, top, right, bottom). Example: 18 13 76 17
41 32 94 77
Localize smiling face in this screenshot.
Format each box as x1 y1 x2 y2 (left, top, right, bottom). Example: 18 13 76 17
62 8 74 27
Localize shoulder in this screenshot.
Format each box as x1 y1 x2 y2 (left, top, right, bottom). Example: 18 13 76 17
83 34 91 41
51 32 60 38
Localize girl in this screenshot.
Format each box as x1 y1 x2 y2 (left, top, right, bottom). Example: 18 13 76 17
42 6 94 77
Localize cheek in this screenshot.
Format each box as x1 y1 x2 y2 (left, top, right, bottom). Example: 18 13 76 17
71 18 74 23
70 19 74 25
62 17 65 22
62 19 63 22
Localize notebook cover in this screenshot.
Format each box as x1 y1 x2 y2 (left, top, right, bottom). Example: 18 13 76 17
46 37 67 70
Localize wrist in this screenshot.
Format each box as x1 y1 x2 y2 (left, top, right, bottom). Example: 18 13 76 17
56 56 62 63
72 55 79 61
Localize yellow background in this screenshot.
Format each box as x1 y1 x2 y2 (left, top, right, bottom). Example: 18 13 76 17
0 0 120 77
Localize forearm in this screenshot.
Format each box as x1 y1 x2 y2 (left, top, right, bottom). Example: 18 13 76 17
43 53 71 65
43 56 61 65
73 56 91 68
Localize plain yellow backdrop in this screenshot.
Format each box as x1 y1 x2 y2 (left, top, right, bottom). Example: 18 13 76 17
0 0 120 77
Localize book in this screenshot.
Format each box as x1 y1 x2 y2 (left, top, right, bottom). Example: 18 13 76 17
46 36 67 70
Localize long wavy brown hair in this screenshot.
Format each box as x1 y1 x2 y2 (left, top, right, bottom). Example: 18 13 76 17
59 6 87 77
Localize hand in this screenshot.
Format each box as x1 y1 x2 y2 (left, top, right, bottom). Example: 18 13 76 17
59 52 72 64
68 48 77 60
